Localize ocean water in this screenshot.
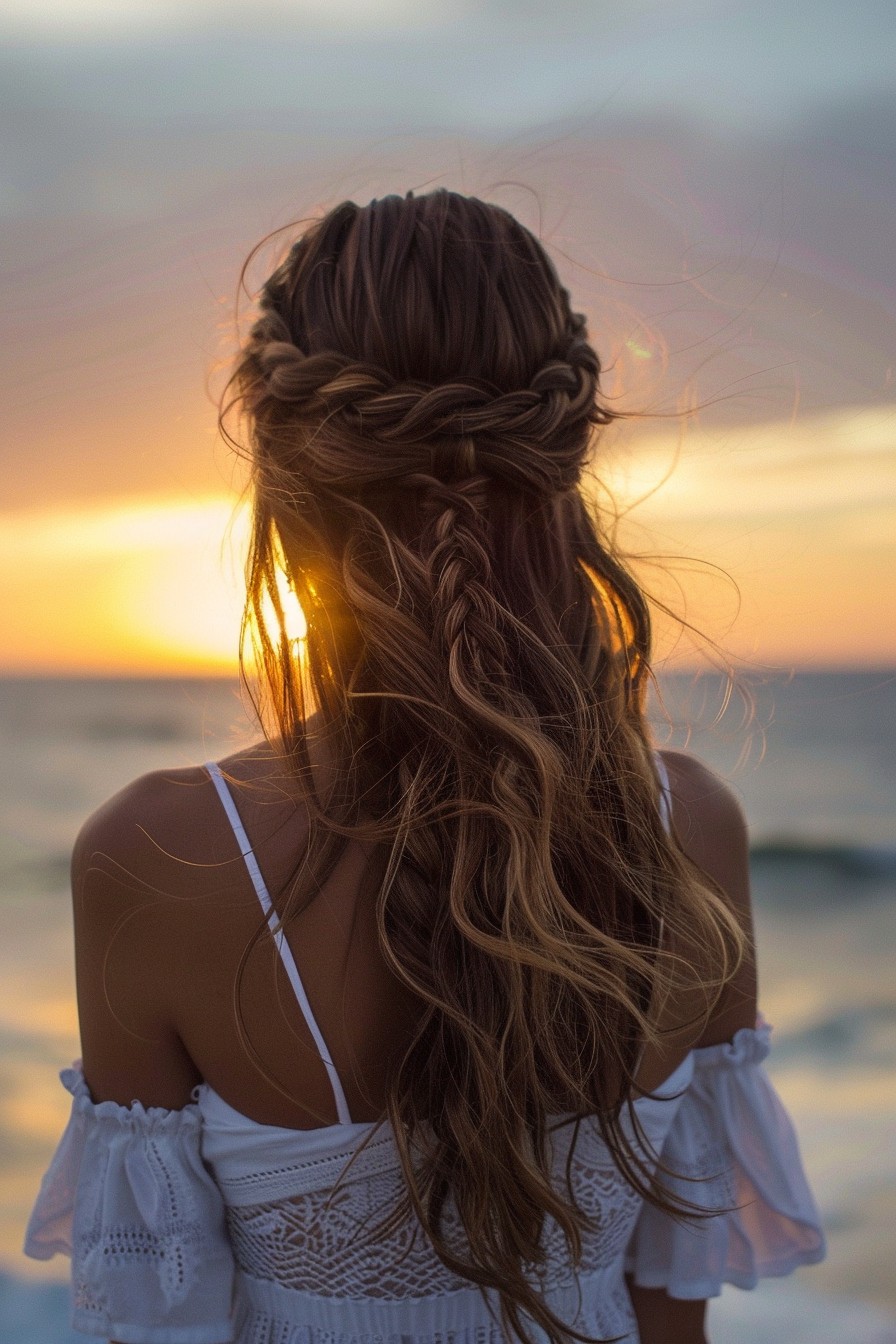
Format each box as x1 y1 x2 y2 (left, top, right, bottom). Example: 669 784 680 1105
1 672 894 1344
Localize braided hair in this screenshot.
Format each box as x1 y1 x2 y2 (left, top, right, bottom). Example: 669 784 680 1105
221 190 744 1344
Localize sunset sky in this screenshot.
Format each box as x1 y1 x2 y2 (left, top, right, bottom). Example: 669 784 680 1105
1 0 894 674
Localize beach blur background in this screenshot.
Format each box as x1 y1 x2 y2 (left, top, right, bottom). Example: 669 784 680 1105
1 0 894 1340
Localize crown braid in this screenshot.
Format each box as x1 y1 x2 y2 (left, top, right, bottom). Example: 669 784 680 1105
244 298 607 498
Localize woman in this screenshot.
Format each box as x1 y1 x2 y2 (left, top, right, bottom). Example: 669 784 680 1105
25 189 825 1344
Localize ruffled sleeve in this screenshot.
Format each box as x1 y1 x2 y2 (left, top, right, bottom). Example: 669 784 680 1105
23 1062 235 1343
625 1018 826 1299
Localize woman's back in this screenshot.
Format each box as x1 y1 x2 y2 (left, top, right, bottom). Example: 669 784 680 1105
69 738 747 1129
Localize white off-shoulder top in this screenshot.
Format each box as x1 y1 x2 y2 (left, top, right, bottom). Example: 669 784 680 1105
24 759 826 1344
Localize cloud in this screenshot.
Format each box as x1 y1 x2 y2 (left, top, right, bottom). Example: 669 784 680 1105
0 0 454 39
607 404 896 526
2 0 894 138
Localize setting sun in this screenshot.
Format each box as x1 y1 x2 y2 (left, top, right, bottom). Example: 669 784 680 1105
0 495 316 675
0 497 244 674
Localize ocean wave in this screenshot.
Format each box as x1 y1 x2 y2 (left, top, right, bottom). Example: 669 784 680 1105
773 1002 896 1066
82 715 187 743
750 840 896 882
0 853 72 894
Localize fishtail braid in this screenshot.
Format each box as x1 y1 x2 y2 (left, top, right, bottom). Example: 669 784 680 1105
423 475 505 694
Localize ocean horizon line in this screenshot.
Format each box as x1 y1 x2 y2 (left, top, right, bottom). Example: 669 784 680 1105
1 664 894 683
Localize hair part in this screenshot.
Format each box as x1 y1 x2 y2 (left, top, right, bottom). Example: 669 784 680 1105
220 189 744 1344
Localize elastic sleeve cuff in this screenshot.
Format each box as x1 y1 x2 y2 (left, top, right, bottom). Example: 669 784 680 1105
24 1063 236 1343
625 1021 826 1298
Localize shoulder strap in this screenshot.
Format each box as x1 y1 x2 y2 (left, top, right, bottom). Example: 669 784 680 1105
653 751 673 958
204 761 353 1126
654 751 673 833
631 752 675 1079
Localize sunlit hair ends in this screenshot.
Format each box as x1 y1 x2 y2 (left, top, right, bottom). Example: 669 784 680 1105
220 190 744 1344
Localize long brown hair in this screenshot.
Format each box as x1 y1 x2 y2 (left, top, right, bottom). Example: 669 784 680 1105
220 189 743 1344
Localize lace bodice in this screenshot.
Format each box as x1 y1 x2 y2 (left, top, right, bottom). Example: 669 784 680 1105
197 1056 691 1308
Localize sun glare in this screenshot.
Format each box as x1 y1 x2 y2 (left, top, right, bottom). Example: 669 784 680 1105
0 495 318 676
0 497 245 674
259 560 310 648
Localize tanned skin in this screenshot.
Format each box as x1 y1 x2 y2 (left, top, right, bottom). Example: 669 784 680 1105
625 750 756 1344
71 738 755 1344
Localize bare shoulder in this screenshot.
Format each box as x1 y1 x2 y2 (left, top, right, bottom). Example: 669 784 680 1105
71 740 291 898
70 736 314 974
72 763 215 896
69 764 219 1107
659 749 747 841
70 742 299 1108
658 749 757 1046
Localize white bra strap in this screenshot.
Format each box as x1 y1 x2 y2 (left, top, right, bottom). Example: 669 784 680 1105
633 753 673 1081
204 761 353 1126
653 750 671 961
654 751 673 833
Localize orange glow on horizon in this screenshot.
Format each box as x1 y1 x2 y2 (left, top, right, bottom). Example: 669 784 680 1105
0 403 894 676
0 497 245 676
